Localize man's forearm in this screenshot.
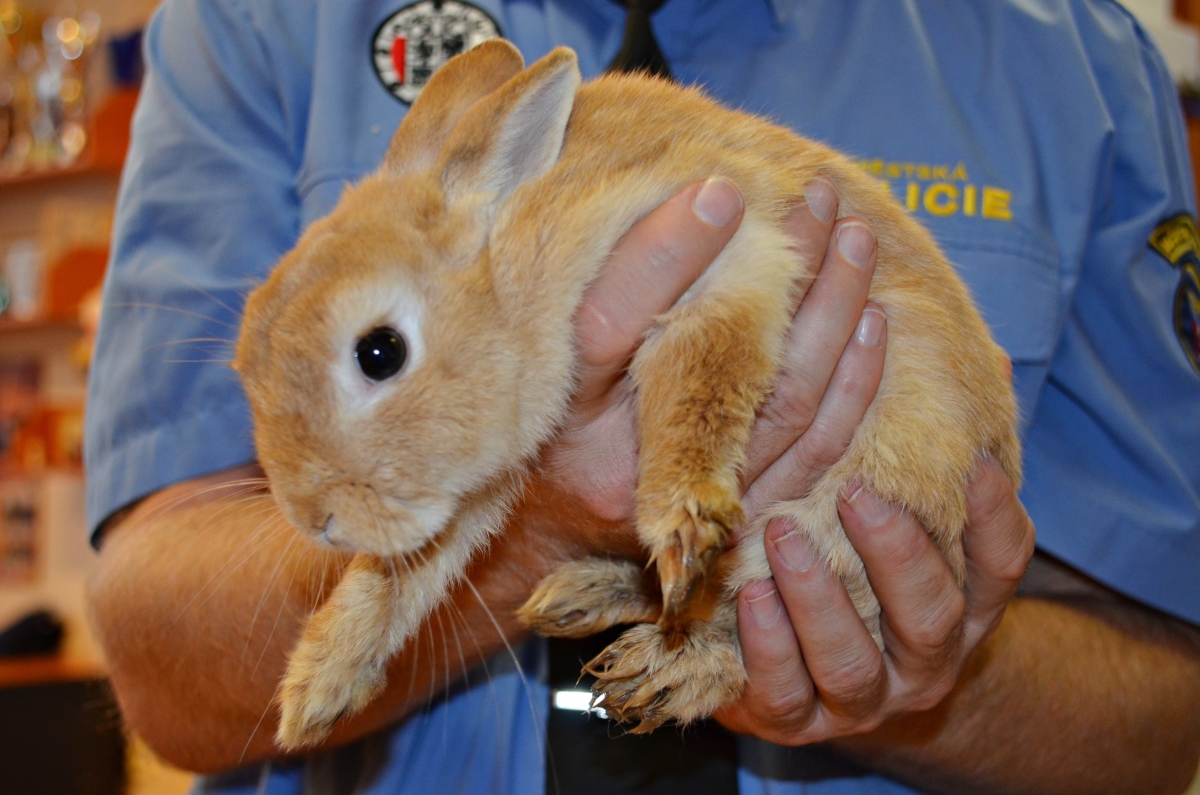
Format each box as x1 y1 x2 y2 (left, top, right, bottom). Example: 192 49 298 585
837 597 1200 795
88 469 578 773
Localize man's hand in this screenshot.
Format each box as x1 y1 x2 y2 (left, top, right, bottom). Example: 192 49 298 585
718 458 1035 744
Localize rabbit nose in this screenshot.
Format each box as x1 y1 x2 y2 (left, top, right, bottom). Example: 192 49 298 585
316 514 339 546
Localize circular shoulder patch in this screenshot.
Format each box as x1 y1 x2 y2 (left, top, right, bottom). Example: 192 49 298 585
371 0 503 105
1176 259 1200 374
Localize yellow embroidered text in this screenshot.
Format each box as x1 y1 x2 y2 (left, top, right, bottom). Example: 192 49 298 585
856 159 1013 222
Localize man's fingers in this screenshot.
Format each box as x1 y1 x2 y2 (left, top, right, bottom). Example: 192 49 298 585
742 304 886 519
572 178 744 412
779 177 839 314
961 457 1036 646
765 521 887 720
839 486 965 691
724 579 817 735
743 218 877 483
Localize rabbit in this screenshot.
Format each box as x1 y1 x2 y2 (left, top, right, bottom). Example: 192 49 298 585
234 39 1020 750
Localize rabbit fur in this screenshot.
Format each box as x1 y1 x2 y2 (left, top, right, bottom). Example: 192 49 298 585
234 40 1020 750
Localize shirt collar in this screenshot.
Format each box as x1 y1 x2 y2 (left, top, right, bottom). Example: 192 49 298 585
603 0 795 25
589 0 795 30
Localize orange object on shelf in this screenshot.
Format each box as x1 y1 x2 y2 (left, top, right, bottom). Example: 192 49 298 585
1178 0 1200 27
10 405 84 471
44 247 108 322
88 88 138 173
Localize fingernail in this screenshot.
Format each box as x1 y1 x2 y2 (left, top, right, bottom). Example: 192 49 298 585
855 307 885 347
845 484 895 526
772 531 818 572
836 223 875 269
745 582 783 628
804 178 837 224
693 177 743 227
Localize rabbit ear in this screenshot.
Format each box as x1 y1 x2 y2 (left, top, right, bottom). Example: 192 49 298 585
382 39 526 174
437 47 581 215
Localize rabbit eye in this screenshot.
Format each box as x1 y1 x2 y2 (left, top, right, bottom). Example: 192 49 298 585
355 327 407 381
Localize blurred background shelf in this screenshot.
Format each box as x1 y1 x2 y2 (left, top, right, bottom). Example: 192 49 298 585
0 87 135 188
1 2 195 792
0 653 104 687
0 158 120 187
0 316 79 334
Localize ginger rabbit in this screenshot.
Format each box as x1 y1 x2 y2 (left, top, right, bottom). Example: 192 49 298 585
234 39 1019 749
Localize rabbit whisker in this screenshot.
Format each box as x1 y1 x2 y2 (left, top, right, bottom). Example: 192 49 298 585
239 659 288 765
462 578 550 762
241 530 300 667
140 336 236 355
137 480 269 529
173 514 288 624
112 301 242 332
432 608 452 745
143 256 256 321
251 535 304 678
443 601 472 691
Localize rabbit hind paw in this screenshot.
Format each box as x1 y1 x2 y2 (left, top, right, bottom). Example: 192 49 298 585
586 620 743 732
518 557 659 638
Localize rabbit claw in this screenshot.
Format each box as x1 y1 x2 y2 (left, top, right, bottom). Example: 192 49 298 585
584 620 742 732
586 640 673 729
649 493 741 627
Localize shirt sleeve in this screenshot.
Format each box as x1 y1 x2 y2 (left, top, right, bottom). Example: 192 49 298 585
1021 1 1200 624
84 0 302 541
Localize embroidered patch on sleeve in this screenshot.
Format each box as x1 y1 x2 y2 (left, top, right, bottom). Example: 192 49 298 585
1148 214 1200 374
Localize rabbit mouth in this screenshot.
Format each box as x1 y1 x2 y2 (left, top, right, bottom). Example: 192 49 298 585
315 496 454 557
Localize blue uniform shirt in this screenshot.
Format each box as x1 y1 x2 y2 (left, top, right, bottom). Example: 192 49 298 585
86 0 1200 792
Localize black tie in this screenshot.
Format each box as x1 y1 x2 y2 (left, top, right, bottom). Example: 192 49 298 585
605 0 674 81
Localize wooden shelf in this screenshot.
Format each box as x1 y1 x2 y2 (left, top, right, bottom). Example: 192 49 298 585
0 317 79 335
0 158 123 189
0 655 105 688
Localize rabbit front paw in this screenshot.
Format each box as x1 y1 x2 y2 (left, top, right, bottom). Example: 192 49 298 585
585 619 743 732
273 553 398 750
276 642 388 749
